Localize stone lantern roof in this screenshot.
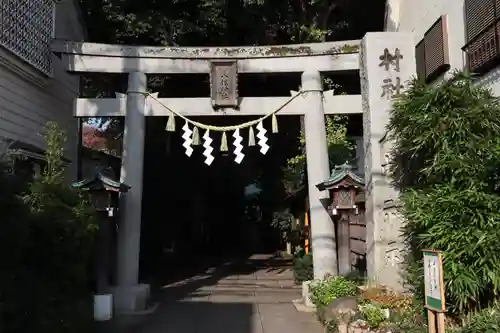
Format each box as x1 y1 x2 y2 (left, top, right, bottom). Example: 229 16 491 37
316 162 365 191
71 167 130 192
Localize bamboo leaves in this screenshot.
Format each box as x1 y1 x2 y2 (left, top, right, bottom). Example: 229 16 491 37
390 72 500 315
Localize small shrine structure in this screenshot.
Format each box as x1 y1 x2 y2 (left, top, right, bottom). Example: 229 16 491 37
317 163 365 276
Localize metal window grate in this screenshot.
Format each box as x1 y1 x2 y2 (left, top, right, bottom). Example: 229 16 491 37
0 0 54 76
414 16 450 83
467 24 498 73
415 40 426 80
463 0 500 74
466 0 495 41
424 16 449 79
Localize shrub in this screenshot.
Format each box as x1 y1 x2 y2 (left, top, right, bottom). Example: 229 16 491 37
359 304 386 328
0 122 98 333
383 308 427 333
449 302 500 333
0 162 32 330
324 319 338 333
388 72 500 191
388 72 500 315
402 185 500 313
293 252 313 283
309 275 358 308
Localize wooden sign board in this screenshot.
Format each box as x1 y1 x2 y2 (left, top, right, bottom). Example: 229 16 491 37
210 60 238 108
423 249 446 333
423 250 446 312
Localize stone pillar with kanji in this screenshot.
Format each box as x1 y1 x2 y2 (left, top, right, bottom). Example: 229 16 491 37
359 32 416 290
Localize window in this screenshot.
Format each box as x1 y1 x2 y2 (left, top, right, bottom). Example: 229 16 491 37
462 0 500 74
0 0 55 76
415 16 451 83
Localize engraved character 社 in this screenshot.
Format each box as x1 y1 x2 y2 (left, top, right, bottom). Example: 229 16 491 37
379 48 404 99
381 77 404 99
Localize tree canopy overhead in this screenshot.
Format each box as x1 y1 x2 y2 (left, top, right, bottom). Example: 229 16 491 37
79 0 386 46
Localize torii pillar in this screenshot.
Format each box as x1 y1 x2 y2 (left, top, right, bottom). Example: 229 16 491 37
302 70 338 279
113 72 149 312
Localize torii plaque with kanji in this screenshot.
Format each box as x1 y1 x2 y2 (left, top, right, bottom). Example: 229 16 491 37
210 60 239 108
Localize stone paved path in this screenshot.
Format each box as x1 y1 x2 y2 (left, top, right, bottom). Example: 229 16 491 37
129 255 324 333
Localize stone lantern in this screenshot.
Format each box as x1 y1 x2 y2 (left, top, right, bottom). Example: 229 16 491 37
316 163 364 216
316 163 364 276
72 167 130 321
72 167 129 214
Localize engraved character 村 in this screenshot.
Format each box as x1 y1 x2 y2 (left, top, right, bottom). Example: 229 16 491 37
379 48 403 72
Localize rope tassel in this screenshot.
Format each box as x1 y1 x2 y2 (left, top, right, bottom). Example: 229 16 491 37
165 113 176 131
220 132 228 152
148 90 308 159
271 114 278 133
248 126 255 146
192 126 200 145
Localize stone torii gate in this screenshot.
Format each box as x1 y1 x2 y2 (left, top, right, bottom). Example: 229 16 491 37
52 32 416 313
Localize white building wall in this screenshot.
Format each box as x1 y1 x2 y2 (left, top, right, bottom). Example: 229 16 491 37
387 0 500 94
0 0 85 179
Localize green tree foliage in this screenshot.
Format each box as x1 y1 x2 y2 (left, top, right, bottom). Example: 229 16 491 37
284 115 355 193
388 72 500 315
78 0 385 131
0 122 98 333
79 0 384 46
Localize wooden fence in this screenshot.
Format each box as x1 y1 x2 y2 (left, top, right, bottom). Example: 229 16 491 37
349 208 366 273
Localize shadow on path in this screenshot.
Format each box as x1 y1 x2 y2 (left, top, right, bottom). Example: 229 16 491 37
119 254 323 333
